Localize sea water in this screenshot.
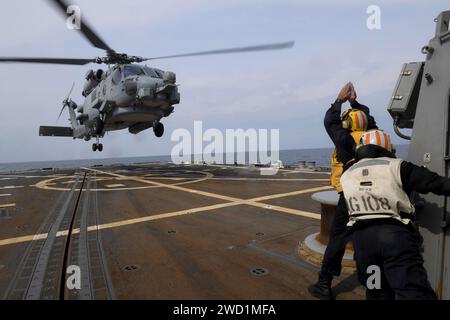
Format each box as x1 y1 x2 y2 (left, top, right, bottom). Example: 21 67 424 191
0 145 409 173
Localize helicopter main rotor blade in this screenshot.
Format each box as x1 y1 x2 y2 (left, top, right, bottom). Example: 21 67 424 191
48 0 114 52
0 57 95 65
144 41 295 61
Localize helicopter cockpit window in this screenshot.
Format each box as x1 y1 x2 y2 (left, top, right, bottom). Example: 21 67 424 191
142 66 163 79
154 69 165 79
112 68 122 84
124 65 145 78
142 67 160 78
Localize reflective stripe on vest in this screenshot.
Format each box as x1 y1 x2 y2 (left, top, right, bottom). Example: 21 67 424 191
330 131 364 192
340 157 415 226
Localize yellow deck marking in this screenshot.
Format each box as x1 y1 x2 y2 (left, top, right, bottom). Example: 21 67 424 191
0 234 42 246
203 163 330 175
83 167 332 213
35 172 212 192
81 168 331 222
88 185 327 232
84 167 331 203
145 177 188 181
245 201 320 219
82 167 242 202
105 184 126 188
0 194 12 197
0 202 238 246
0 203 15 208
91 202 239 231
0 169 331 247
0 175 67 178
0 186 24 190
249 185 331 202
0 184 328 247
0 187 325 247
209 177 329 182
35 178 160 192
281 169 330 175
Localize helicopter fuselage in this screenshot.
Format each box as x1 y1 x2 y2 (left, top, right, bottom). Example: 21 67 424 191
28 0 292 152
73 63 180 139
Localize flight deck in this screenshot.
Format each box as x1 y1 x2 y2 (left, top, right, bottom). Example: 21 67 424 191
0 163 364 299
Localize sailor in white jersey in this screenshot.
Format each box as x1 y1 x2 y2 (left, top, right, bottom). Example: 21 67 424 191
341 129 450 300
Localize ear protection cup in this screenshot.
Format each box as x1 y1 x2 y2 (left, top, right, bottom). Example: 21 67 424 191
342 118 351 129
341 109 352 130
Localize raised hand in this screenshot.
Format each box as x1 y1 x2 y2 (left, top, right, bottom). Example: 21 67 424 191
337 82 353 102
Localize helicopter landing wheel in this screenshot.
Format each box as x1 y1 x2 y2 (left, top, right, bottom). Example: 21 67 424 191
154 122 164 138
92 143 103 152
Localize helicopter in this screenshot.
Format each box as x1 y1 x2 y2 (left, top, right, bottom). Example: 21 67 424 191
0 0 294 152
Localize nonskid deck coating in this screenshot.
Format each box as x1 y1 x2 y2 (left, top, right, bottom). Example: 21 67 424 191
0 163 364 299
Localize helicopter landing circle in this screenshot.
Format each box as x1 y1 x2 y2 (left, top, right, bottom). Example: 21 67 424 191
34 170 213 192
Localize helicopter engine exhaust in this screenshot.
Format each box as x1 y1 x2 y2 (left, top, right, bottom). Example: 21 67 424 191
82 69 103 97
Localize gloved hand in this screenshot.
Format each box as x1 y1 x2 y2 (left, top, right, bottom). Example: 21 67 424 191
337 82 353 102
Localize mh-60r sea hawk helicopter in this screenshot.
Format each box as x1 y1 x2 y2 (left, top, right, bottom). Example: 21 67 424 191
0 0 294 152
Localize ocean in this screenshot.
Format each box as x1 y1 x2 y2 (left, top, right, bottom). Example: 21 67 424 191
0 145 409 173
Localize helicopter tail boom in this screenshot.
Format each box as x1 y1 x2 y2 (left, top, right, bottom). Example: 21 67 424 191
68 105 78 128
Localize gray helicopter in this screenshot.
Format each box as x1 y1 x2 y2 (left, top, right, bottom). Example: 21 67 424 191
0 0 294 152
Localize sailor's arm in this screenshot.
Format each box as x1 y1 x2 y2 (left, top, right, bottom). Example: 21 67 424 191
324 81 353 138
400 161 450 196
324 82 356 152
323 101 356 162
324 100 346 141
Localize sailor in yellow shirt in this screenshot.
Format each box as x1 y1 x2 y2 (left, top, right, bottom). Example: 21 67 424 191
309 82 378 300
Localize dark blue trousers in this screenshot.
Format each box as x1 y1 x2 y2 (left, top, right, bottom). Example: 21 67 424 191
352 220 437 300
321 193 350 276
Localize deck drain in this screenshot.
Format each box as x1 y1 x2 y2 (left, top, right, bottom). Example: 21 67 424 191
0 209 11 219
250 267 269 276
167 230 177 234
256 232 265 236
16 225 27 231
123 265 140 272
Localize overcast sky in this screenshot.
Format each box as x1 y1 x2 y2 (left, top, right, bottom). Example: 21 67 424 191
0 0 449 163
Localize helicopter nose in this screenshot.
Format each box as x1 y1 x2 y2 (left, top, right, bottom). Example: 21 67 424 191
155 82 180 104
132 77 156 99
163 71 176 84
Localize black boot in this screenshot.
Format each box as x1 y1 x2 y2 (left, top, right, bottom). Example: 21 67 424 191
308 271 334 300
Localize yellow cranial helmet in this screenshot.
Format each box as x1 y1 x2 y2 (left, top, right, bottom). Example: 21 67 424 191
341 109 368 132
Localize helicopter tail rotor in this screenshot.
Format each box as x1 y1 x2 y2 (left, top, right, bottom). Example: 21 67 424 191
64 82 75 102
57 82 75 121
